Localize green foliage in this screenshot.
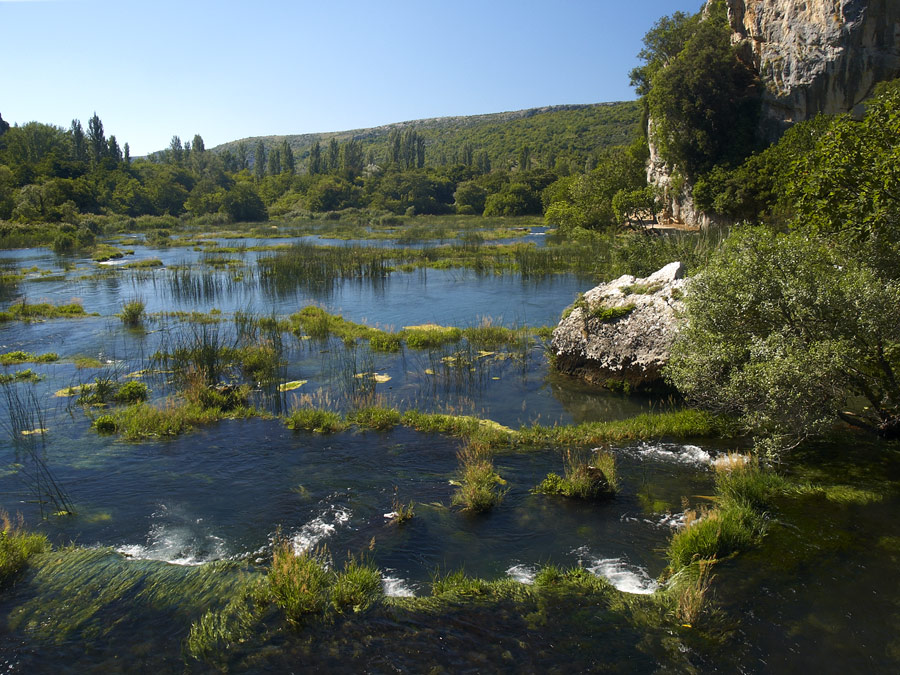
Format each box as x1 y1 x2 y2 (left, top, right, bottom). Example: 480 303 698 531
431 569 490 597
589 303 635 322
629 10 701 97
112 380 149 404
0 513 49 586
666 501 763 570
0 351 58 366
286 408 346 433
533 449 618 500
331 555 383 612
646 2 760 176
0 301 87 322
0 368 43 385
451 447 507 513
119 299 145 327
347 406 401 431
268 543 331 621
666 226 900 453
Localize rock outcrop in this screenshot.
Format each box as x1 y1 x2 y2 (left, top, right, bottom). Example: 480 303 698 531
649 0 900 226
551 262 686 391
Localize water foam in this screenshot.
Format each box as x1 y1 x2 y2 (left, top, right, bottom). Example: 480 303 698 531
292 504 351 553
382 572 416 597
630 442 712 466
506 563 538 585
573 546 658 595
116 505 226 566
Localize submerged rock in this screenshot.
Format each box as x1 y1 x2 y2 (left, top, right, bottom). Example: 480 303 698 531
550 262 686 391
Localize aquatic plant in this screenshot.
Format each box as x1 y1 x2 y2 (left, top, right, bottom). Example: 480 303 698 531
666 501 763 570
119 298 146 327
402 324 462 349
0 351 59 366
285 408 346 434
533 448 618 499
461 318 517 348
0 369 43 384
666 558 716 627
268 542 332 622
112 380 149 404
451 445 507 513
430 569 490 596
91 243 125 262
347 406 401 431
713 455 785 511
1 386 74 516
331 554 383 613
0 511 49 586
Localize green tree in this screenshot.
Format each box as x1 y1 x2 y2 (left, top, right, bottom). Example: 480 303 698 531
667 227 900 454
646 3 759 176
87 113 106 165
281 139 295 175
309 141 323 175
453 180 487 215
169 135 184 165
70 119 87 163
327 138 339 173
267 147 281 176
254 140 267 179
222 181 267 222
629 10 699 96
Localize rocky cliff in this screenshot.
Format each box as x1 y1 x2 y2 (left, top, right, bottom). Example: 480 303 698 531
649 0 900 226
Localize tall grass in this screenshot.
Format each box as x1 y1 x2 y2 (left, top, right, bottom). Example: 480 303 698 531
533 448 619 499
451 445 507 513
0 511 49 585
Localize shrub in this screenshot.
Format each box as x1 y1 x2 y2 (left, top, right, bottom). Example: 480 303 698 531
119 299 145 327
92 415 117 433
368 332 402 352
113 380 149 404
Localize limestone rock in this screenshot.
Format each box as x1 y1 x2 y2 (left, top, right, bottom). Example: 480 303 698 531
550 262 687 390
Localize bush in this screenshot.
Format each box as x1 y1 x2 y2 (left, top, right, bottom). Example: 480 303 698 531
113 380 149 404
119 299 145 327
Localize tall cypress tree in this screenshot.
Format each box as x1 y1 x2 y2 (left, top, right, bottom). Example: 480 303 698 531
87 112 106 165
70 119 87 163
309 141 322 175
254 140 267 179
281 139 294 174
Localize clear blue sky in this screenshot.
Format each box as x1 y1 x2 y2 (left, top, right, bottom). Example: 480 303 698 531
1 0 703 155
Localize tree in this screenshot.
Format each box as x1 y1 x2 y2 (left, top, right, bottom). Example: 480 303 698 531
517 145 532 171
0 112 9 137
254 140 266 179
222 181 267 222
453 181 487 215
123 142 130 165
107 135 122 163
646 3 759 176
629 11 699 96
327 138 339 173
666 227 900 454
281 140 295 175
267 147 281 176
309 141 323 175
340 138 363 177
169 135 184 165
87 113 106 165
70 119 87 163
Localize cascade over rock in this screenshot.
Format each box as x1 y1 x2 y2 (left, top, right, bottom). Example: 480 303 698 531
550 262 686 391
650 0 900 226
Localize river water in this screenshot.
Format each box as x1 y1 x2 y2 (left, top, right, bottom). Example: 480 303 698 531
0 236 897 672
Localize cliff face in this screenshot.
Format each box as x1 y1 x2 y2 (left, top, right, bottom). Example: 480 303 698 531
649 0 900 225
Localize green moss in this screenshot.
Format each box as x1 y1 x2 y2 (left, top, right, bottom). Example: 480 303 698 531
589 303 635 322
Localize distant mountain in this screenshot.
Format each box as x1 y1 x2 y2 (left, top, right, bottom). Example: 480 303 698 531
210 101 641 171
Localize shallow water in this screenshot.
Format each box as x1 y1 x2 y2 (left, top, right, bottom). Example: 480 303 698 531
1 237 898 672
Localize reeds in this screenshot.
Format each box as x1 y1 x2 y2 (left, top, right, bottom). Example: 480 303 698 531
119 298 145 327
0 510 49 585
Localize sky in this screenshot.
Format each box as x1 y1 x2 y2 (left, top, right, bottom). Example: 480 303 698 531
1 0 704 155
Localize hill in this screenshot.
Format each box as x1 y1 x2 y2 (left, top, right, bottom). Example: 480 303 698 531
210 101 641 172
